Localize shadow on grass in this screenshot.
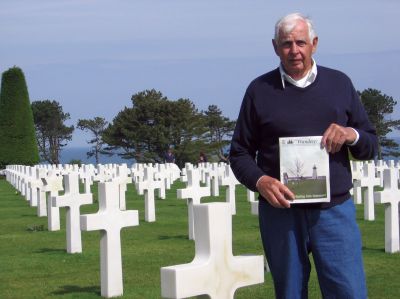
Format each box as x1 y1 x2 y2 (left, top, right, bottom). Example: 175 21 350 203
51 285 100 296
158 235 187 240
36 248 66 254
362 246 385 253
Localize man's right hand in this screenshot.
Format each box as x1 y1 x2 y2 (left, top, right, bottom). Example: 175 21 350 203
256 175 295 208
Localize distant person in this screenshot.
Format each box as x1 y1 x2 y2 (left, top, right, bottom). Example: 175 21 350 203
164 148 175 163
230 13 378 298
198 152 207 163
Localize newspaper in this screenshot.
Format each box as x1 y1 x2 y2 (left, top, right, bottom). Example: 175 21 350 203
279 136 330 203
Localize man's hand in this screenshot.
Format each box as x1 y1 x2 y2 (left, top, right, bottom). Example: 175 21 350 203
321 123 357 153
256 175 295 208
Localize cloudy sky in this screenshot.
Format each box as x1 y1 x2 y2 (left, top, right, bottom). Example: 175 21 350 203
1 0 399 147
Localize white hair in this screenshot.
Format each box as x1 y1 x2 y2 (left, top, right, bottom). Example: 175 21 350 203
274 13 316 42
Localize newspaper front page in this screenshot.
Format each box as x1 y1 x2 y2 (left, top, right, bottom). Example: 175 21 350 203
279 136 330 203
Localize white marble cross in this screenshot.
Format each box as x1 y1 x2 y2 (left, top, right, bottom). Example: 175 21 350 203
180 163 193 183
52 173 93 253
20 166 29 198
353 162 380 221
131 163 145 184
161 202 264 299
250 200 259 216
35 168 48 217
374 168 400 253
81 181 139 298
26 166 40 208
111 164 131 210
136 166 162 222
375 160 387 187
155 163 168 199
24 166 34 205
168 162 182 183
219 165 240 215
94 164 111 183
80 164 95 194
42 170 64 231
247 189 255 202
177 168 211 240
351 161 364 204
209 163 221 196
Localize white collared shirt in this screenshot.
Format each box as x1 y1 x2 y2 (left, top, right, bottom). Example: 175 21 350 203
279 58 318 89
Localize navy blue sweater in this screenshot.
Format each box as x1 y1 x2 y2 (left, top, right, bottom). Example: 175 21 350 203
230 66 378 208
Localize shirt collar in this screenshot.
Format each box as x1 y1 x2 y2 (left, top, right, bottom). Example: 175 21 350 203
279 59 317 89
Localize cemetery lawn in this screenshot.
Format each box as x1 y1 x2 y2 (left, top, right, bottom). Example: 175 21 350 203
287 179 327 198
0 177 399 299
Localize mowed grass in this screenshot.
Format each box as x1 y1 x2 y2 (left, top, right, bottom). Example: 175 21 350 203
287 179 327 199
0 177 399 298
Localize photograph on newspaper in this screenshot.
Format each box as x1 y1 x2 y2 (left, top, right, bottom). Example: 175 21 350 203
279 136 330 203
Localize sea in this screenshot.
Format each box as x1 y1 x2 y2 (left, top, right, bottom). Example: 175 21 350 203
60 147 134 166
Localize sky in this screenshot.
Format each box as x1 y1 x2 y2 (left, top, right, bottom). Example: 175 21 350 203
1 0 399 147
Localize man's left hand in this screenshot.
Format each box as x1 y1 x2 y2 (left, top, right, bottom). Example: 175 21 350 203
321 123 356 153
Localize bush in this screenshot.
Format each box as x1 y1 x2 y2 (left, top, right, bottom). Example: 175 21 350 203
0 67 39 167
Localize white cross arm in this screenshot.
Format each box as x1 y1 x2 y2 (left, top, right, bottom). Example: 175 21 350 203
161 254 263 299
176 188 210 200
52 193 93 208
81 211 139 231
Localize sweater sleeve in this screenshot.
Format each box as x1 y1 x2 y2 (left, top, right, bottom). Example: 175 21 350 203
347 83 378 160
229 88 265 192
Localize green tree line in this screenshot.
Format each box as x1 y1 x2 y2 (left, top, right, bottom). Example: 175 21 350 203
30 89 235 168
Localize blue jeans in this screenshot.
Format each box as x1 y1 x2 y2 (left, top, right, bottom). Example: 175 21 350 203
258 199 367 299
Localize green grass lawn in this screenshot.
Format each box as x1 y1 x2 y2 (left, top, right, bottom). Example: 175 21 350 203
0 177 399 298
287 178 327 199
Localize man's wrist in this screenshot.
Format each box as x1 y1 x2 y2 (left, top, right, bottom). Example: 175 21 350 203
256 175 268 190
346 128 359 146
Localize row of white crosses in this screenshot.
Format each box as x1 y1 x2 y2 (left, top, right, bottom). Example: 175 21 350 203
352 161 380 220
351 160 400 253
136 165 164 222
51 167 140 297
374 167 400 253
7 162 257 241
8 158 399 257
5 163 265 298
6 164 141 297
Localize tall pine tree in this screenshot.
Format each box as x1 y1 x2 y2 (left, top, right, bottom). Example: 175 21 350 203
0 66 39 168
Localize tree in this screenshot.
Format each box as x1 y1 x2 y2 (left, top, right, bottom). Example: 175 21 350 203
0 66 39 168
31 100 74 164
359 88 400 159
288 158 305 178
102 89 207 167
77 117 111 164
203 105 236 160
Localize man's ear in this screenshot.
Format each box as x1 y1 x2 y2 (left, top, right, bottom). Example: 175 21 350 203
272 39 279 56
312 36 318 54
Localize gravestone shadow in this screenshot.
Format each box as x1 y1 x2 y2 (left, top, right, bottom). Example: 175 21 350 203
51 285 100 296
362 246 385 253
35 248 66 254
158 234 187 240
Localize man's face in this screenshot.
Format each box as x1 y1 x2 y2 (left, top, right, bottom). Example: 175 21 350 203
273 20 318 80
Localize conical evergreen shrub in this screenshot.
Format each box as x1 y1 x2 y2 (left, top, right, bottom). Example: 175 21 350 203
0 66 39 168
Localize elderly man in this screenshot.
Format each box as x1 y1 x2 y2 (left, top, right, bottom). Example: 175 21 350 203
230 13 377 298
